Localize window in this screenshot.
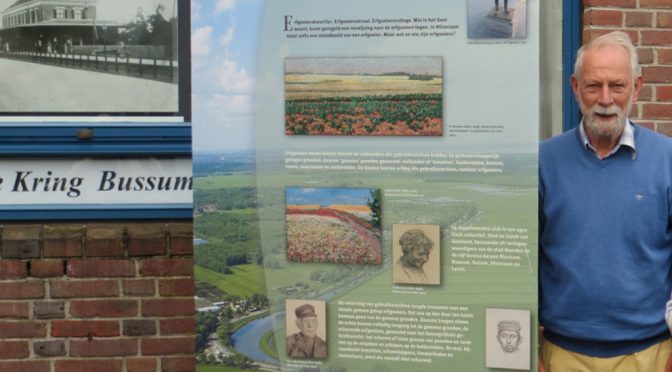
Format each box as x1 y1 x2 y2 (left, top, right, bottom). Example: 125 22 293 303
0 1 192 146
0 2 192 221
539 1 581 138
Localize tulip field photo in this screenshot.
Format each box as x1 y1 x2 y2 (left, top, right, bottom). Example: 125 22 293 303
284 56 443 136
285 187 382 265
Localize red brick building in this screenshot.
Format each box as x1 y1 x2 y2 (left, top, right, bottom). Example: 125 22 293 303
0 222 195 372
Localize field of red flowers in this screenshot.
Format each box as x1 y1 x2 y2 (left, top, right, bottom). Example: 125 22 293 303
285 94 442 136
285 208 382 265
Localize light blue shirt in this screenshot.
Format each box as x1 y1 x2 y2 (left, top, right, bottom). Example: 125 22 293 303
579 120 636 159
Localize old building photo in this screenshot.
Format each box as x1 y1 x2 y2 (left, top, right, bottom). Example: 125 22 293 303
0 0 184 115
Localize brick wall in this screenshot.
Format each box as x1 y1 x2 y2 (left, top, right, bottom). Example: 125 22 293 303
0 222 195 372
583 0 672 136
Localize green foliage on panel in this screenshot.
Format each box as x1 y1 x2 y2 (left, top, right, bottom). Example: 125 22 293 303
194 265 266 299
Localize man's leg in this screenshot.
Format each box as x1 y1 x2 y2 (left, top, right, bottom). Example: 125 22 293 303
540 338 592 372
541 337 672 372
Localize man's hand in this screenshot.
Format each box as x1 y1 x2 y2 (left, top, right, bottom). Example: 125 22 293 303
538 358 546 372
665 352 672 372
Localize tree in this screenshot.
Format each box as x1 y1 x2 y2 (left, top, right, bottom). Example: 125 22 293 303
367 189 382 228
121 9 152 45
221 306 234 319
195 311 219 351
254 251 264 265
120 4 175 46
249 293 269 309
222 354 253 368
216 317 232 346
149 4 174 46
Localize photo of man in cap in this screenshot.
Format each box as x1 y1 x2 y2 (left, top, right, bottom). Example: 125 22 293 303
486 308 530 370
286 300 327 359
497 320 523 353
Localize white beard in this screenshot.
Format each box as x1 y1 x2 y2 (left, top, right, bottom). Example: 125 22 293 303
579 95 633 138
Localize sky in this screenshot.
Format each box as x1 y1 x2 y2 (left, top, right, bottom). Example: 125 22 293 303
190 0 263 152
286 187 374 207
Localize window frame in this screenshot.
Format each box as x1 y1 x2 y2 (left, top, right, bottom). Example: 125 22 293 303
0 1 192 157
562 1 582 131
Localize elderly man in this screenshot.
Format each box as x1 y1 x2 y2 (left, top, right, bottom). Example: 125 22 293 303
286 303 327 359
539 31 672 371
394 228 434 284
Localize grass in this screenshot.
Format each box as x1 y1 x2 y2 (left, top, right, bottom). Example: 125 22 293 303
194 264 266 298
194 173 255 190
217 208 258 216
259 329 279 360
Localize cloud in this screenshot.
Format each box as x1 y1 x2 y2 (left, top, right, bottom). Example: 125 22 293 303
192 92 254 123
204 94 253 117
191 0 202 22
191 92 255 151
191 26 213 56
219 26 236 49
216 0 236 13
217 59 254 93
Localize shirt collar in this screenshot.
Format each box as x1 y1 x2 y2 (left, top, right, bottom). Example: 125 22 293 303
579 120 636 160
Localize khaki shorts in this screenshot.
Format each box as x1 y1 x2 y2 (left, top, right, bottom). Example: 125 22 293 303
540 337 672 372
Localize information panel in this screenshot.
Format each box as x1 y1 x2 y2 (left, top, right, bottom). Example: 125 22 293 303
255 0 539 370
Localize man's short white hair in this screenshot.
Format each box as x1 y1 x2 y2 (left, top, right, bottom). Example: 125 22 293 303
574 31 641 79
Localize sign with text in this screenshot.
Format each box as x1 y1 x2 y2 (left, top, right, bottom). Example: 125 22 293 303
0 158 192 208
254 0 539 370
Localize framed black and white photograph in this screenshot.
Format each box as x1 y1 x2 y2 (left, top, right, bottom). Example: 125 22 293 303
285 299 327 360
0 0 190 121
392 224 441 285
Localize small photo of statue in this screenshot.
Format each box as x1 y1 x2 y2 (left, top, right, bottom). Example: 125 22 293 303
392 224 441 285
485 308 531 370
285 299 327 359
467 0 528 39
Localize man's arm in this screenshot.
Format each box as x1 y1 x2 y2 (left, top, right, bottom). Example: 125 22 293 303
666 292 672 334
